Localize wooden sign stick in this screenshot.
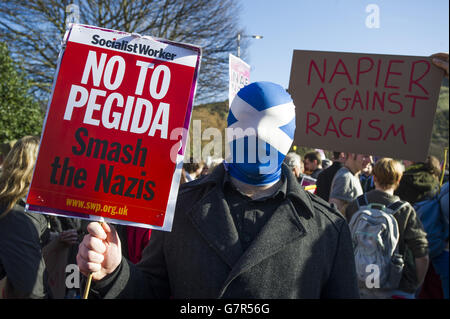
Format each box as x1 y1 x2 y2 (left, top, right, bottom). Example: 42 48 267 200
82 220 104 299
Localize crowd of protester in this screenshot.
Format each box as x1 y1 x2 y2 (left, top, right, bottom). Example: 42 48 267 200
0 54 448 299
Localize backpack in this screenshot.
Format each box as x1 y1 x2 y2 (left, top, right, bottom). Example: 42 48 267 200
349 194 407 289
413 182 449 259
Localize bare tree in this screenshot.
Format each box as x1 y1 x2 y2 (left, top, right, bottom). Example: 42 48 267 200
0 0 245 104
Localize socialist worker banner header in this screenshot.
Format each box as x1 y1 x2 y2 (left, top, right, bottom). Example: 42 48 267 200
26 24 201 231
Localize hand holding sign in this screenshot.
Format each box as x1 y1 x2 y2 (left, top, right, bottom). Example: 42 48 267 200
77 222 121 281
431 52 449 78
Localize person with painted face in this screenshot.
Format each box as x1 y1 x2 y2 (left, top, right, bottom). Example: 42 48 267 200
77 82 359 299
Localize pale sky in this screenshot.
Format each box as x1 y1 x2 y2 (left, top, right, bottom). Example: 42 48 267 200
240 0 449 89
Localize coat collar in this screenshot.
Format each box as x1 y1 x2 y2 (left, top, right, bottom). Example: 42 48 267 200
185 181 243 268
184 162 314 293
185 162 316 217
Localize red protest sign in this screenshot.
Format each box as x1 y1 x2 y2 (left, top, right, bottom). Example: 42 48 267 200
288 50 444 162
26 24 201 231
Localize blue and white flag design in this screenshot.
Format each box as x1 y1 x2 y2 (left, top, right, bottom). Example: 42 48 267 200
225 81 296 185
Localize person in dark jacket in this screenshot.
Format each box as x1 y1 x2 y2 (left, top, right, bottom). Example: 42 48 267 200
395 156 447 300
77 82 359 299
315 151 344 201
303 151 323 179
0 136 51 299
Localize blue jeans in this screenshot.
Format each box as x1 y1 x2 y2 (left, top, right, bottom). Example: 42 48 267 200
432 249 449 299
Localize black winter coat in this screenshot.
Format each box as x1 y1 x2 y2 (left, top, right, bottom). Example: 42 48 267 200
92 164 359 299
0 200 50 298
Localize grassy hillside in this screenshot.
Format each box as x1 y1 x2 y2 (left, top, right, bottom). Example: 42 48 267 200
437 82 448 111
185 101 228 161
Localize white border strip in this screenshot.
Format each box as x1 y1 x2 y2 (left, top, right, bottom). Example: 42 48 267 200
68 24 198 67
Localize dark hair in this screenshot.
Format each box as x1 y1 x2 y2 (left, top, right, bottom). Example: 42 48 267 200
183 157 204 174
332 152 342 160
304 151 321 163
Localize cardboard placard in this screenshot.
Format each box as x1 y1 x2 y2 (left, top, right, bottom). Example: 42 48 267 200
229 53 250 106
26 24 201 231
288 50 444 162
